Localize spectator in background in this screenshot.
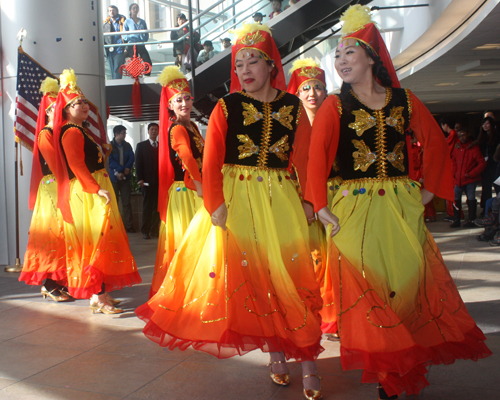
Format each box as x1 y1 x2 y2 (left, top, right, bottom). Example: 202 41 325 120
477 116 500 211
253 12 264 24
109 125 135 233
450 128 486 228
197 40 218 65
123 3 152 76
135 123 160 239
103 5 127 79
221 37 232 49
269 0 283 19
440 116 459 222
171 14 188 68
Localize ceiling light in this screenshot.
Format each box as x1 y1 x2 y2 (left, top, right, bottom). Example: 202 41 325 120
464 72 492 77
475 99 493 101
434 82 459 86
426 101 441 103
473 44 500 50
466 112 481 114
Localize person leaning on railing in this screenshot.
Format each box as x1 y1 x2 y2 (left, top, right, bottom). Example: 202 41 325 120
123 2 151 76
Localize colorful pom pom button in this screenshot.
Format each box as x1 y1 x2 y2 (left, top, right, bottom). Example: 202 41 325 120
257 176 263 182
353 189 359 196
182 187 187 191
103 173 108 177
411 182 416 188
378 189 385 196
247 175 252 181
389 291 396 298
359 188 366 194
394 187 398 194
241 260 248 267
285 175 290 180
342 190 349 197
209 272 216 278
329 186 335 191
229 172 235 178
239 174 244 181
176 187 181 192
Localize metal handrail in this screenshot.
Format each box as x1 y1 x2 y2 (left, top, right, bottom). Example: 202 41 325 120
202 0 267 39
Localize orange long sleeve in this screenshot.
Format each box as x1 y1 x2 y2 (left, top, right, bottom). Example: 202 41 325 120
305 95 341 212
61 127 100 194
292 106 311 196
408 91 454 201
171 125 202 189
38 128 58 174
202 101 228 215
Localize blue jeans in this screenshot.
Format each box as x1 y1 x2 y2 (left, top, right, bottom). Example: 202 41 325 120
107 51 126 79
454 183 477 204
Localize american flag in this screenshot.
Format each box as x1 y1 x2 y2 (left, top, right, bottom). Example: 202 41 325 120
14 47 108 151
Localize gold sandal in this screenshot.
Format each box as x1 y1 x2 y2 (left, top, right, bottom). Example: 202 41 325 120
41 286 71 302
303 374 323 400
89 294 124 314
269 359 290 386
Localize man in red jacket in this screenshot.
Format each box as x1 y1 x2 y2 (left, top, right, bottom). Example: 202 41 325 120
450 128 487 228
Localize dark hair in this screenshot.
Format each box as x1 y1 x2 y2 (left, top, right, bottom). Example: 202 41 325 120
439 116 455 129
203 40 213 47
129 3 138 17
113 125 126 135
484 110 496 118
253 12 263 18
339 40 392 112
478 116 498 146
222 37 231 42
266 59 278 80
177 13 187 21
457 128 470 136
108 5 118 12
148 122 159 131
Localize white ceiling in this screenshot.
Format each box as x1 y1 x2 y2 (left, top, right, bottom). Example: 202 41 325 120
399 1 500 114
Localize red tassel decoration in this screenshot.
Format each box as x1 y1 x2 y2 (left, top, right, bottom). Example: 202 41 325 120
132 81 142 118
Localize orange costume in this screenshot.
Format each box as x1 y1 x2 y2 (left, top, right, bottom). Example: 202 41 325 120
304 6 491 397
20 78 66 286
150 66 204 298
136 23 323 361
52 69 141 299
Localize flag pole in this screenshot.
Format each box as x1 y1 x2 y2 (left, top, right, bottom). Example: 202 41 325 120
5 32 26 273
5 141 22 272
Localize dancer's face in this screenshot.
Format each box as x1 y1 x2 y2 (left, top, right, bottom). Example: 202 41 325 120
234 50 272 94
298 79 327 114
169 93 193 121
334 39 374 85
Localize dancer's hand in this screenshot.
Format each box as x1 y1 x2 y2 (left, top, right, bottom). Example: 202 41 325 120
317 207 340 237
302 201 316 225
421 188 434 205
211 202 227 230
97 188 111 205
194 180 203 198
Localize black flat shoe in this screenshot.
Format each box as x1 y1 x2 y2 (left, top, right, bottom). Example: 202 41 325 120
142 233 151 240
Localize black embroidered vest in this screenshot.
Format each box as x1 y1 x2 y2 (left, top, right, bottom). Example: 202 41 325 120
168 121 204 181
60 124 105 179
221 91 301 168
38 127 53 176
336 88 412 181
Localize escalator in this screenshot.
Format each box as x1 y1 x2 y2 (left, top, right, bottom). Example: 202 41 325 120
106 0 370 122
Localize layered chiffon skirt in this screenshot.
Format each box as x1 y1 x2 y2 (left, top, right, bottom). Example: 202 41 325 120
324 176 491 396
136 164 323 361
63 169 141 298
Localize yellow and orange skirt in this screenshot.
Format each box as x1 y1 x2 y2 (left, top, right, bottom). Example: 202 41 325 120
19 175 67 286
149 181 203 298
324 176 491 396
63 169 142 299
136 164 323 361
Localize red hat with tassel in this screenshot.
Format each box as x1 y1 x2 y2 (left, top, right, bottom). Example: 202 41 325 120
230 22 286 93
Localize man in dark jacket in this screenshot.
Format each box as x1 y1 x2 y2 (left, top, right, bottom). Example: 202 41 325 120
103 5 127 79
109 125 135 232
450 128 486 228
135 123 160 239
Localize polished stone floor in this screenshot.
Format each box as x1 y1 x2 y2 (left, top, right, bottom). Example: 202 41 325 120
0 218 498 399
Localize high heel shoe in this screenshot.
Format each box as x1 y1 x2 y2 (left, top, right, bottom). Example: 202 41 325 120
89 294 124 314
41 286 71 302
378 385 398 400
303 374 323 400
269 359 290 386
106 293 122 306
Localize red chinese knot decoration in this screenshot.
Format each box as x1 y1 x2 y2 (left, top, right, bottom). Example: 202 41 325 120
119 45 152 118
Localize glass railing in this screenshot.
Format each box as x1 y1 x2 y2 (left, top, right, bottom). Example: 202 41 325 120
103 0 275 80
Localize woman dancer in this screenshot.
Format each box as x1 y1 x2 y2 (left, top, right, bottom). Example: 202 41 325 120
53 69 142 313
137 23 323 400
123 2 152 75
287 59 339 336
305 6 491 399
149 66 204 298
19 78 70 302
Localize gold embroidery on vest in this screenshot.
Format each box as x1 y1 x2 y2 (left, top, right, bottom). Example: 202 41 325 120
272 105 294 130
352 139 377 172
386 141 405 172
349 109 376 136
386 106 405 135
374 110 388 177
242 102 263 126
405 88 413 121
258 102 273 167
268 135 290 161
219 98 228 119
237 134 260 159
193 133 204 153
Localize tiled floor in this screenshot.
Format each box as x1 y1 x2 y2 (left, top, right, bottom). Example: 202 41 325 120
0 219 498 400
